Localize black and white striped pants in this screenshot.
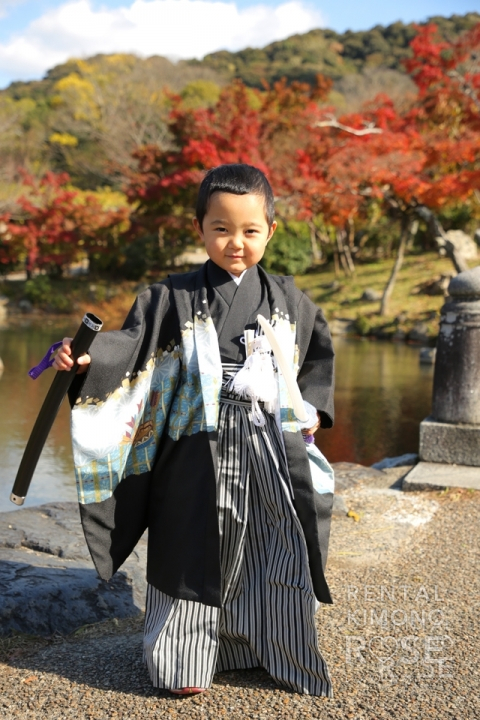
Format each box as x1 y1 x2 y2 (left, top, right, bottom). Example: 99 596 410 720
143 395 332 696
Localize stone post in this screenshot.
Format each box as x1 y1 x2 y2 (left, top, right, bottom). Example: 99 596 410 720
419 265 480 466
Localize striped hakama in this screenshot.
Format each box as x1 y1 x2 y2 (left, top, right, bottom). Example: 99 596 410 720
143 365 332 697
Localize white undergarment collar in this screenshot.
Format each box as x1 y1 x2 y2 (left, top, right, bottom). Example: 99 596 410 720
228 269 248 285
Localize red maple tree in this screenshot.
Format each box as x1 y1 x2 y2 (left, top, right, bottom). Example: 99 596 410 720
0 171 129 276
287 22 480 308
124 77 332 265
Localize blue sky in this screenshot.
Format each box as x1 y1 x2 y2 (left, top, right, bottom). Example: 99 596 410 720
0 0 479 89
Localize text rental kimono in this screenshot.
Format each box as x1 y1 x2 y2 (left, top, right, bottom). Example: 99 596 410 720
71 261 335 607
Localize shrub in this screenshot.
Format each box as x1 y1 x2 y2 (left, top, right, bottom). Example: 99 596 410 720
354 314 371 336
261 221 312 276
48 294 72 313
24 276 52 305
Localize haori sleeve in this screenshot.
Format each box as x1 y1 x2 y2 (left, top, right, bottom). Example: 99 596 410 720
69 281 173 407
296 293 335 429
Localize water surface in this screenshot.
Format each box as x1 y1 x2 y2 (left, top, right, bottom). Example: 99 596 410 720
317 338 434 466
0 327 434 512
0 321 76 512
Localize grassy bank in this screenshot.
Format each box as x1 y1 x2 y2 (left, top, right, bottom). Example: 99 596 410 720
0 252 472 337
0 276 140 330
295 251 469 340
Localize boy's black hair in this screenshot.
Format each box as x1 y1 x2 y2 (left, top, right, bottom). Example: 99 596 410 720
196 164 275 229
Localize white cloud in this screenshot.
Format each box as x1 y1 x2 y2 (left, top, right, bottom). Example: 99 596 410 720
0 0 27 19
0 0 325 83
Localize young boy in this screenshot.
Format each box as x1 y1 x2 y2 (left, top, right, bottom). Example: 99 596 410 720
54 164 335 697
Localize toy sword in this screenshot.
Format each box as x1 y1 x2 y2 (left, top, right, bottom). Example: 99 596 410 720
10 312 103 506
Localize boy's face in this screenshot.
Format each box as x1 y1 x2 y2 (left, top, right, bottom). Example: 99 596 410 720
193 192 276 276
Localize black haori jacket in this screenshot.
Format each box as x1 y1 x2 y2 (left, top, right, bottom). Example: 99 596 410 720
70 261 335 607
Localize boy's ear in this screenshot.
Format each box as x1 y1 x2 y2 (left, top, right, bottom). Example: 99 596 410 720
193 217 203 237
266 221 277 243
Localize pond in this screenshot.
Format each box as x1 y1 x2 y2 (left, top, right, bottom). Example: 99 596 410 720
317 337 434 467
0 324 434 512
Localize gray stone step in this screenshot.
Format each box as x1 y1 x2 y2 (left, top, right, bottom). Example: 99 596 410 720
403 462 480 491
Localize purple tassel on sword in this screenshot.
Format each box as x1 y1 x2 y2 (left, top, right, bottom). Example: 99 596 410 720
28 341 63 379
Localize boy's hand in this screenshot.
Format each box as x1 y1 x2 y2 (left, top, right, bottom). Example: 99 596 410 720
302 411 321 437
52 337 91 374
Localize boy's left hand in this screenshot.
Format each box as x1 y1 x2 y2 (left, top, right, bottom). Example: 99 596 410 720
302 411 321 437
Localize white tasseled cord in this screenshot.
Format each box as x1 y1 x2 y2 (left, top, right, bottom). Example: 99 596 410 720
228 335 277 426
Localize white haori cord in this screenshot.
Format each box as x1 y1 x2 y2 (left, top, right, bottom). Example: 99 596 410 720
229 315 312 428
228 334 277 426
256 315 308 424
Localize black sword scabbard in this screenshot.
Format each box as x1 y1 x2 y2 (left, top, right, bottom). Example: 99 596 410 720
10 312 103 506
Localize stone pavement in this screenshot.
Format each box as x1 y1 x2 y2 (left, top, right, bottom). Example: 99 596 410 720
0 465 478 719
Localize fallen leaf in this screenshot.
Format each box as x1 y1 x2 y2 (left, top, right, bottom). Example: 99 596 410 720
347 510 360 522
22 676 37 684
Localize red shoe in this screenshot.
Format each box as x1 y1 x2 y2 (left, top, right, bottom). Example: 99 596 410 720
169 687 206 696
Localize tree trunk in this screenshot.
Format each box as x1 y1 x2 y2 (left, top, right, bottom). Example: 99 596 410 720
337 237 350 275
379 216 410 317
414 205 469 274
333 250 340 277
343 243 356 274
444 240 469 274
406 219 419 250
347 217 355 248
336 229 355 275
308 222 322 264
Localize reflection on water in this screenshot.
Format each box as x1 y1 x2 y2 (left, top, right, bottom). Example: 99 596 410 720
0 321 76 512
316 338 434 466
0 326 434 512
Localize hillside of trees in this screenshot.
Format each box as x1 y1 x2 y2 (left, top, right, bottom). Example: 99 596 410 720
191 12 480 85
0 12 478 197
0 15 479 325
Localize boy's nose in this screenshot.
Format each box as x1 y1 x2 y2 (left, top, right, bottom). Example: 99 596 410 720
228 234 244 248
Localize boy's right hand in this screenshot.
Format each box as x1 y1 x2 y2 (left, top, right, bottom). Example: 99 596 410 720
52 337 91 374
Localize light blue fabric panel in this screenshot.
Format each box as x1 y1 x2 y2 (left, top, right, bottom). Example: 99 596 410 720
73 348 181 504
306 444 335 494
194 315 223 431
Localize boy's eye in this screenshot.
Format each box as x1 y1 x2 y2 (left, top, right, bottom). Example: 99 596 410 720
215 226 226 232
